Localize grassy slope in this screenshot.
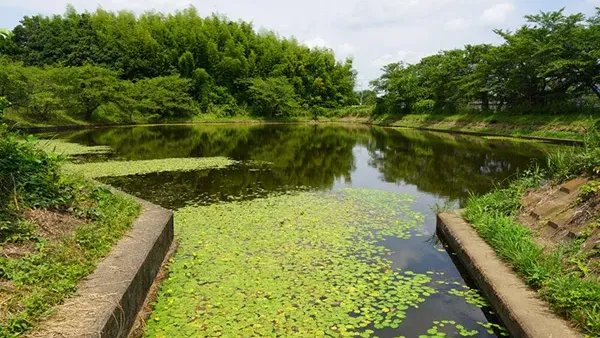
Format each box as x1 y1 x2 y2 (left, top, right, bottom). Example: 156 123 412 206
373 111 599 140
464 146 600 335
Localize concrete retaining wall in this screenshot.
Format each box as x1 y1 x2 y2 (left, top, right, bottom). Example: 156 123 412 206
28 196 174 338
437 210 582 338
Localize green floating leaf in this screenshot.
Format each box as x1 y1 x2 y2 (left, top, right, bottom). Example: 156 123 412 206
65 157 238 178
35 139 112 156
145 189 439 337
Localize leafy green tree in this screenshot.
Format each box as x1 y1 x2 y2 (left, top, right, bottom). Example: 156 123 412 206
133 75 195 119
455 44 496 110
2 6 358 117
371 62 421 115
0 97 9 116
57 65 127 120
373 8 600 115
178 51 195 78
27 67 61 117
249 77 300 117
0 59 32 109
192 68 213 110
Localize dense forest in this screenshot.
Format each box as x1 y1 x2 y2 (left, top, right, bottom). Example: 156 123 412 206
0 6 358 123
372 8 600 116
2 7 600 124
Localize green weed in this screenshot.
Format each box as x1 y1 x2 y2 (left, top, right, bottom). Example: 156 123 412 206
466 160 600 335
64 157 237 178
577 181 600 203
0 130 141 336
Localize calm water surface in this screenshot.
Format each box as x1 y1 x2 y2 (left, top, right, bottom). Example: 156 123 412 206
45 124 562 337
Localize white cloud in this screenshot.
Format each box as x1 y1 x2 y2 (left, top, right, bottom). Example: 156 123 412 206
341 0 458 30
481 3 516 25
371 53 394 67
338 42 355 57
371 50 424 68
445 18 469 31
303 36 330 49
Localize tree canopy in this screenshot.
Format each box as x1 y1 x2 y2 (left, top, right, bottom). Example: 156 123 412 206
0 6 358 121
373 8 600 115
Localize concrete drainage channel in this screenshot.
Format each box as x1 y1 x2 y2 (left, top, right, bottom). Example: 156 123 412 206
436 211 581 338
27 193 174 338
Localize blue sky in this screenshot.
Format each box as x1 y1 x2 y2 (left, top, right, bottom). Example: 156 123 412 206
1 0 599 83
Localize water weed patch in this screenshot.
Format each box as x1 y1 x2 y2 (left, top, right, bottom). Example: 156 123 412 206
64 157 237 178
146 189 435 337
146 189 506 337
35 139 112 156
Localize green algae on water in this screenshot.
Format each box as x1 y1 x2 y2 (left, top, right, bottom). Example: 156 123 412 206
36 139 112 156
145 189 435 337
64 157 237 178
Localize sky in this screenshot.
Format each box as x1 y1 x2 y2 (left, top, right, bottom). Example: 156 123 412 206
1 0 600 87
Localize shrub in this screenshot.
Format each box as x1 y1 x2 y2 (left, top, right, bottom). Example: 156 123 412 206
0 96 9 116
413 99 435 114
0 131 73 241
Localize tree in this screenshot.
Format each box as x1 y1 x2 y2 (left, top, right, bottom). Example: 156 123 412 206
57 65 126 120
0 97 9 117
357 90 377 106
249 77 300 117
372 8 600 115
2 6 358 117
371 62 420 115
0 59 32 109
178 51 195 78
133 75 195 119
192 68 213 110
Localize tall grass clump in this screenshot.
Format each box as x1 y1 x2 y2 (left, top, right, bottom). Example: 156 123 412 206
546 132 600 180
465 137 600 335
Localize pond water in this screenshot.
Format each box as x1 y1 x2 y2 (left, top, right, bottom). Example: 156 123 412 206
44 124 561 337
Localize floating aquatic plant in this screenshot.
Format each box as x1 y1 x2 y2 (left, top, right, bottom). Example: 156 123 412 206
416 320 479 337
64 157 237 178
448 287 489 309
35 139 112 156
145 189 438 337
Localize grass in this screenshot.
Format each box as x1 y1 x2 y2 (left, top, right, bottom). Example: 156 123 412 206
64 157 237 178
0 184 140 337
373 111 600 141
0 130 141 337
464 147 600 335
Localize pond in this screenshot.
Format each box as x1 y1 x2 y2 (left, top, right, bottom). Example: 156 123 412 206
44 124 561 337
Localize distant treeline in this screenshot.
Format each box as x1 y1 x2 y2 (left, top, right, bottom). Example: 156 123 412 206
2 7 600 123
0 6 358 122
372 8 600 116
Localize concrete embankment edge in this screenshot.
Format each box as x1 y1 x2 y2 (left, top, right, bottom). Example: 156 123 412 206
436 211 582 338
29 195 174 338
